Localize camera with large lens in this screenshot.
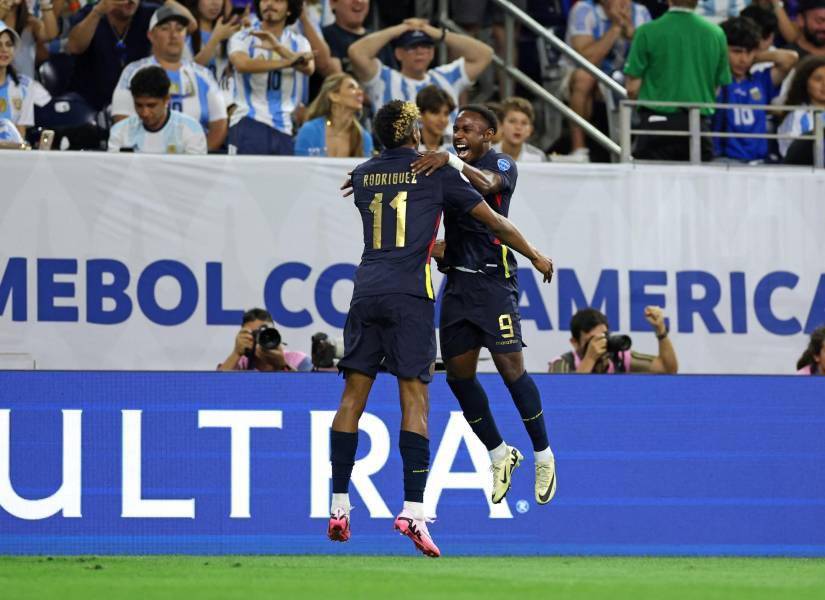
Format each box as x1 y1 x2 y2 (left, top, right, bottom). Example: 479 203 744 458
311 332 345 369
245 325 282 360
605 332 631 354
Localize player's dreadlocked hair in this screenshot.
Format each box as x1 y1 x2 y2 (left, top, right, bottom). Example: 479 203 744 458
373 100 420 149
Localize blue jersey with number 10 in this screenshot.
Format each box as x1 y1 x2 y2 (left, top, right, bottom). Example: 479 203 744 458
350 147 482 301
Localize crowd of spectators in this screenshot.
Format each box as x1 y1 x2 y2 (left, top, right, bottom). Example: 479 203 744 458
1 0 824 163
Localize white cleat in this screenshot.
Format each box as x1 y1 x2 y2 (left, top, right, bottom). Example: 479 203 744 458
491 446 523 504
535 458 557 505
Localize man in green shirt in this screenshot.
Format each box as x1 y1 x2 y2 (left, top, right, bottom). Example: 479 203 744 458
623 0 731 160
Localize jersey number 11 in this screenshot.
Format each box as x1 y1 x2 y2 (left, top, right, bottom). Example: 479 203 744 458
369 192 407 249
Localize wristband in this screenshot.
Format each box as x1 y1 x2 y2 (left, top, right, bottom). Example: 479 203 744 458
439 27 447 42
656 326 669 341
446 152 464 171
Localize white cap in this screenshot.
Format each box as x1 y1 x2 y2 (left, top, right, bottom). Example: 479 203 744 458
0 20 21 48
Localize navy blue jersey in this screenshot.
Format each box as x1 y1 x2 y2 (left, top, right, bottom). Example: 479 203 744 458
351 147 483 300
443 149 519 281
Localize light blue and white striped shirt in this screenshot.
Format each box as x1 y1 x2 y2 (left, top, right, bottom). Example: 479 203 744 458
111 57 227 131
0 72 35 127
778 108 814 157
108 110 207 154
364 57 471 118
228 25 311 134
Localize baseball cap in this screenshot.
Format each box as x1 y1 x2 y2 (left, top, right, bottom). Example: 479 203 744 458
0 20 21 48
149 5 191 30
799 0 825 12
394 29 435 49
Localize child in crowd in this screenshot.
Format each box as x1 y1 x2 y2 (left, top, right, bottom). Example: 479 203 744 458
712 16 798 162
778 54 825 158
493 96 546 162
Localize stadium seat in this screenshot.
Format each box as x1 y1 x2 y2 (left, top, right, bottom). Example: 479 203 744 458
33 93 107 151
37 54 75 97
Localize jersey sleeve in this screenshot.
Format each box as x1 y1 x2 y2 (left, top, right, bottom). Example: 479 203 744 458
364 60 391 107
183 123 208 155
111 66 136 117
203 69 228 121
107 121 127 152
567 3 596 38
433 57 471 89
228 30 250 57
493 154 518 195
442 169 483 215
623 24 648 78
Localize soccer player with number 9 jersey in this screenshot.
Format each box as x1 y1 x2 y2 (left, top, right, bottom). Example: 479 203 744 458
327 100 553 557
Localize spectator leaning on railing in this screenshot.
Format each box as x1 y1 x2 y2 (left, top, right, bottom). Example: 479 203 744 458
796 325 825 375
294 71 373 156
493 96 546 163
107 64 207 153
712 16 798 162
548 307 678 374
111 4 229 151
624 0 730 162
347 18 492 117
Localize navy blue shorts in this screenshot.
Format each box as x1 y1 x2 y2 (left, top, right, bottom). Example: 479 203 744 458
439 270 523 359
228 117 294 155
338 294 436 383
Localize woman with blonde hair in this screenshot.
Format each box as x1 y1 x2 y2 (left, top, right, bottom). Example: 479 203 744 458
295 72 373 157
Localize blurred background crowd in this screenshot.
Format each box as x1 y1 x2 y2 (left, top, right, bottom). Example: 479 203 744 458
1 0 824 163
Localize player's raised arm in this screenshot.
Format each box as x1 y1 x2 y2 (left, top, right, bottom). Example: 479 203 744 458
412 150 504 196
468 201 554 283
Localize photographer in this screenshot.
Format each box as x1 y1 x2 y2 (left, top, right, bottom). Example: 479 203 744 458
218 308 312 372
548 307 678 374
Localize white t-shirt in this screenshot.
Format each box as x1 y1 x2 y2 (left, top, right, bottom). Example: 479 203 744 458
0 73 35 127
365 57 472 118
228 25 311 134
108 110 207 154
493 141 547 163
111 57 227 131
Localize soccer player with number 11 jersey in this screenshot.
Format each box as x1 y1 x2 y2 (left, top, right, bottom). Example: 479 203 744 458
327 101 554 557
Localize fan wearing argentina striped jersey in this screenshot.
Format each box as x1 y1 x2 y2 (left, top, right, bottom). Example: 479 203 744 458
411 105 558 509
0 20 35 137
228 0 314 154
328 100 553 557
111 4 228 151
108 65 207 154
348 17 492 119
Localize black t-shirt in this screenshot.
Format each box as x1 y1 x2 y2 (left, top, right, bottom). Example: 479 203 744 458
69 3 159 111
350 147 482 300
322 22 396 76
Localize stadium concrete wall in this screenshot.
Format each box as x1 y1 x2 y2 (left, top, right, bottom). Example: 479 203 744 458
0 372 823 556
1 154 825 374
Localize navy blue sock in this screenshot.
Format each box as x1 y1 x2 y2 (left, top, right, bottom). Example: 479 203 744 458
506 371 549 452
399 430 430 503
330 430 358 494
447 377 504 451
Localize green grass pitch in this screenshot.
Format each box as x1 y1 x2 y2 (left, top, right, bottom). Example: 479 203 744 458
1 556 824 599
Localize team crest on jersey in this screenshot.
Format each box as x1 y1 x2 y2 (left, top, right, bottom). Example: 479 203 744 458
0 98 6 113
749 87 762 102
497 158 511 172
167 144 178 154
12 97 22 111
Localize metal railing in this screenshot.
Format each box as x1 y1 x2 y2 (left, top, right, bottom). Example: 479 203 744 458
436 0 624 156
619 100 825 168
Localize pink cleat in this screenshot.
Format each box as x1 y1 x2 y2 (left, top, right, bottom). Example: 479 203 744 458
327 507 351 542
393 510 441 558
